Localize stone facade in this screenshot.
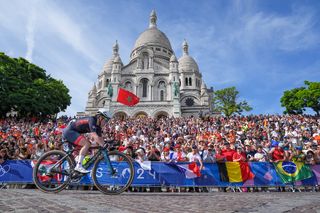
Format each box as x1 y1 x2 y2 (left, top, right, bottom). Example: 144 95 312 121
83 10 213 118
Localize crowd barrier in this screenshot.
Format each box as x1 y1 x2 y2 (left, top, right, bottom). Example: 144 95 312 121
0 160 319 187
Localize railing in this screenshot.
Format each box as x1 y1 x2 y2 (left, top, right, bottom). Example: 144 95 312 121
0 160 319 187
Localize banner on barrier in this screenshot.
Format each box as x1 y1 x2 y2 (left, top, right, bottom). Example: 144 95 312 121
0 160 319 186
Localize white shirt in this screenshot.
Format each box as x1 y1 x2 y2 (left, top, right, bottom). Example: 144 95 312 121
186 152 202 163
172 151 186 161
254 152 266 162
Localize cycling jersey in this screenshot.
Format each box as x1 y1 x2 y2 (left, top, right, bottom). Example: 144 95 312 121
69 117 102 136
62 116 101 145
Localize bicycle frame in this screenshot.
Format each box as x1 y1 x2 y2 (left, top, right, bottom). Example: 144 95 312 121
59 143 116 178
82 148 115 174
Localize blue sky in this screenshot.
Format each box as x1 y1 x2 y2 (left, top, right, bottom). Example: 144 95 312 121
0 0 319 116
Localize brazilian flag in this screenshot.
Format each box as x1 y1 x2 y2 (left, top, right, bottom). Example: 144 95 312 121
274 161 313 183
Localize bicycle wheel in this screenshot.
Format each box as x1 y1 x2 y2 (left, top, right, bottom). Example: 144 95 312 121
33 150 74 193
92 151 134 195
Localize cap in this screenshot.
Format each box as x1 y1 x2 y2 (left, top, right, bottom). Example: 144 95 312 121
174 144 181 149
163 147 170 152
295 146 302 151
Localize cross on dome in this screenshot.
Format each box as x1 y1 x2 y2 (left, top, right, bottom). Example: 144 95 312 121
183 39 189 56
113 40 119 56
149 9 157 28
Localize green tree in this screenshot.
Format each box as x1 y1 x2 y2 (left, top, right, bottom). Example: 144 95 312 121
280 87 305 115
304 81 320 116
280 81 320 116
0 52 71 117
213 86 252 117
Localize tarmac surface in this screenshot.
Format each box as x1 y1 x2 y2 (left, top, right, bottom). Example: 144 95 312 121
0 189 319 213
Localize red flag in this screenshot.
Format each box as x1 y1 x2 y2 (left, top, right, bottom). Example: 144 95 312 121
117 88 140 106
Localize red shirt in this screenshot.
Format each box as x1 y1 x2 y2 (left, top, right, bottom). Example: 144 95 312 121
214 153 226 162
272 147 284 161
232 152 246 162
221 149 236 161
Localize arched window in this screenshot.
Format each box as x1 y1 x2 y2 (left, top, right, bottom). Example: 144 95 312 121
189 78 192 86
125 81 132 91
185 78 188 86
158 81 166 101
106 79 109 87
142 53 149 69
142 78 148 98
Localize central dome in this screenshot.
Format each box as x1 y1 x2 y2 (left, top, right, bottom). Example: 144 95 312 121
132 10 173 53
133 27 173 51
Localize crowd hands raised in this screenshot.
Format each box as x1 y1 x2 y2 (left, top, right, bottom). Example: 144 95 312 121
1 114 320 166
0 116 71 164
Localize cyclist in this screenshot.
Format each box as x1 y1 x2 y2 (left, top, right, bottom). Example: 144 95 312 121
62 109 111 173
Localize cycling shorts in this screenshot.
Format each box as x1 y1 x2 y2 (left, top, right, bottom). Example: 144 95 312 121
62 127 85 146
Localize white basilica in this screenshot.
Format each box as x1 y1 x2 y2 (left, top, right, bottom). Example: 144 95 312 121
83 10 213 118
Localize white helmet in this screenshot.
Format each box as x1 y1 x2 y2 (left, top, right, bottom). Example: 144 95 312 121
96 109 112 120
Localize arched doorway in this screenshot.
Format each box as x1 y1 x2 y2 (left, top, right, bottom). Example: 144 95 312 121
154 111 169 119
135 111 148 119
114 112 127 120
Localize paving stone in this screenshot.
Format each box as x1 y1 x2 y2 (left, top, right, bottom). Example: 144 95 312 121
0 189 319 212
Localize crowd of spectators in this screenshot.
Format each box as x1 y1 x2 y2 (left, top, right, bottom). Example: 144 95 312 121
0 116 71 164
1 114 320 166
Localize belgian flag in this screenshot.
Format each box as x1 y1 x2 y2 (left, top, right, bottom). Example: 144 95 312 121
218 162 255 182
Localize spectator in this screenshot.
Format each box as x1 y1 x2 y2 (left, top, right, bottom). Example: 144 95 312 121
291 146 305 162
305 149 316 165
254 145 268 162
0 149 8 164
269 140 285 162
203 146 215 163
186 145 203 170
172 144 187 162
214 147 226 163
221 142 235 161
135 148 147 162
160 147 171 162
233 147 246 162
147 145 161 161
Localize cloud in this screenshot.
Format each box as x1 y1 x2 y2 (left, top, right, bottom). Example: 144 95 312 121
25 4 37 62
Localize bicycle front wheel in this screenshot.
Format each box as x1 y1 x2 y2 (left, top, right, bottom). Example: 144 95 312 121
32 150 74 193
92 151 134 195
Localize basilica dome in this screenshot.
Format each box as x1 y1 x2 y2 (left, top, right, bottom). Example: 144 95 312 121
178 40 199 72
133 27 173 51
178 55 199 71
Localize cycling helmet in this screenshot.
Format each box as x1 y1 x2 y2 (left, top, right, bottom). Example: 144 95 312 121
96 109 112 120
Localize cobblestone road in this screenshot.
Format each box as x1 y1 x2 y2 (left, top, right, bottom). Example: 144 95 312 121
0 189 319 213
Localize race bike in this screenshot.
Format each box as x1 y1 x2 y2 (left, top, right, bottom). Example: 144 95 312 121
33 139 134 195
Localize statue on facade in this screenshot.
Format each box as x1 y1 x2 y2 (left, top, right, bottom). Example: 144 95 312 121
107 84 113 98
173 82 180 97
